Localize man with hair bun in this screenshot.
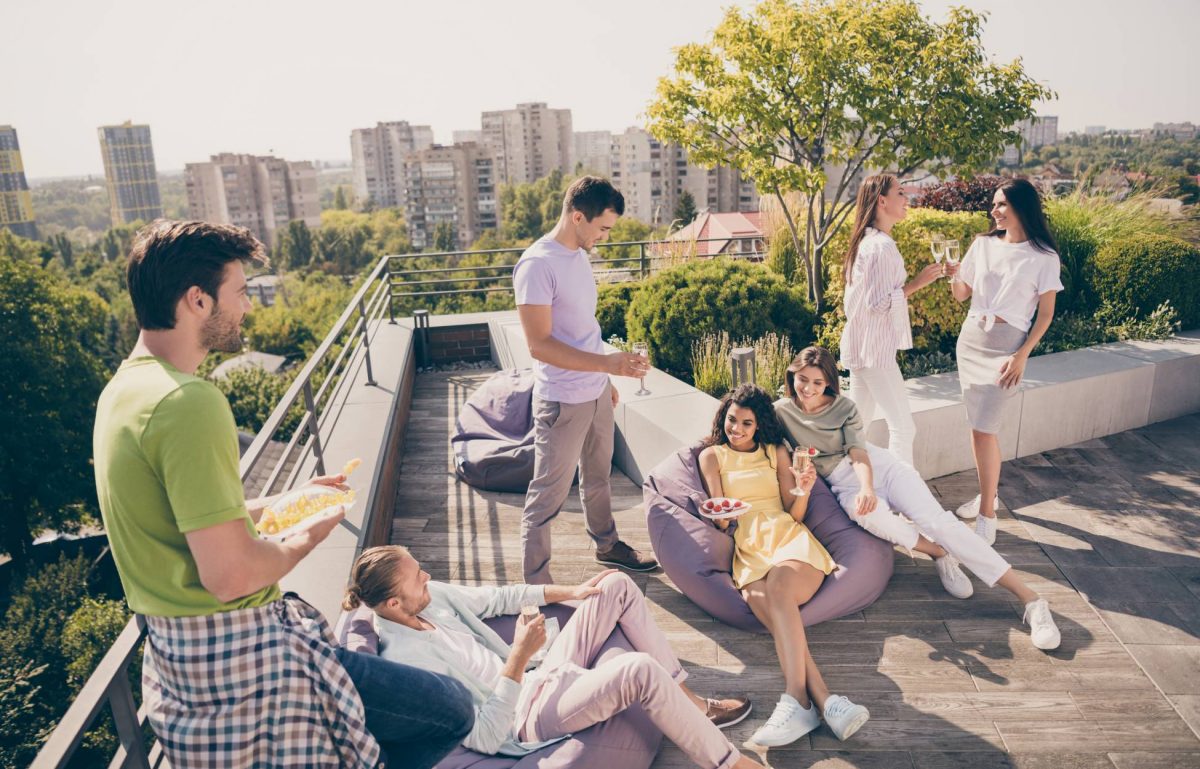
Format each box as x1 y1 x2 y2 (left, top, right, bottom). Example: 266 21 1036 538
513 176 659 584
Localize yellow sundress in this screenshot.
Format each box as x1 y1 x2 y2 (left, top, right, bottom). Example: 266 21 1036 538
713 444 836 589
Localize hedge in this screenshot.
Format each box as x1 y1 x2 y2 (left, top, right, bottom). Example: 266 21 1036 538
1091 234 1200 329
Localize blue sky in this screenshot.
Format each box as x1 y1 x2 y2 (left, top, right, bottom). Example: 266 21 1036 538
4 0 1197 178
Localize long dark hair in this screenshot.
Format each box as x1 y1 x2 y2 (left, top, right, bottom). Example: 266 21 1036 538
785 346 841 399
985 178 1058 254
705 384 787 450
843 173 898 285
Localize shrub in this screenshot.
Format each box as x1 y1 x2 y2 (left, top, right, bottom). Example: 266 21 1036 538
897 350 957 379
752 332 796 397
211 365 304 436
0 661 49 769
596 282 637 340
1040 301 1181 354
765 227 799 282
1091 234 1200 329
625 259 816 378
820 208 990 358
61 598 137 759
1045 190 1179 314
690 332 732 397
913 176 1004 213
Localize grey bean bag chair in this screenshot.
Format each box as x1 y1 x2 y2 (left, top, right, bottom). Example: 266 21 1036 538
451 369 539 493
336 604 662 769
644 443 895 631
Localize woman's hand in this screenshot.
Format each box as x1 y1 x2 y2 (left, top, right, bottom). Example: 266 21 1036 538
916 262 944 288
998 351 1029 389
789 465 817 496
854 487 878 516
714 517 732 532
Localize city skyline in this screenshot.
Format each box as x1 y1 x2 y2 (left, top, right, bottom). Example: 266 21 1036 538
4 0 1198 179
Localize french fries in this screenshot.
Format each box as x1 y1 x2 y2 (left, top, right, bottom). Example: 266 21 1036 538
342 457 362 477
257 489 356 536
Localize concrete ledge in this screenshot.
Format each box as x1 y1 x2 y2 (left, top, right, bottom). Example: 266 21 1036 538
489 321 1200 483
279 319 415 619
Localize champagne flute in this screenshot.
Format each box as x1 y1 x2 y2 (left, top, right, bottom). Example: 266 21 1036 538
631 342 651 396
790 446 812 496
929 235 946 267
943 239 960 281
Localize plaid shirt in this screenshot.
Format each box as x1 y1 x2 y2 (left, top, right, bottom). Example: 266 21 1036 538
142 594 381 768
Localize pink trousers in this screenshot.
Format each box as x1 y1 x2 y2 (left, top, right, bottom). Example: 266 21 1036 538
518 572 741 769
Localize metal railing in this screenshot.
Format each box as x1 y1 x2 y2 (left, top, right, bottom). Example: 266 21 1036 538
33 255 397 769
387 234 766 304
32 233 764 766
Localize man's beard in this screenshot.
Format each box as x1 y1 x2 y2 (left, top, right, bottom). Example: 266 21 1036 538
200 303 244 353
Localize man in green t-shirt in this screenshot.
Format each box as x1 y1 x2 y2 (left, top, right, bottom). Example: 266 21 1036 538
93 220 472 768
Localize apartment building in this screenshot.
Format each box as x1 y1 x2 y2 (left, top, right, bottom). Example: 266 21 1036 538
402 142 496 250
350 121 435 209
609 127 759 226
0 126 37 240
98 121 163 225
481 102 573 185
1003 115 1059 165
573 130 612 177
185 153 320 249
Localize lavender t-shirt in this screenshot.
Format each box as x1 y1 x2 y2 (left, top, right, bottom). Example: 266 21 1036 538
513 237 609 404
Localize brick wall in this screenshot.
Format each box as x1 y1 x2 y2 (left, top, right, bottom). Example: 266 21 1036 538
427 324 492 363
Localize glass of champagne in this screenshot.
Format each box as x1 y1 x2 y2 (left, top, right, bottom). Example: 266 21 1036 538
929 235 946 269
943 239 961 280
790 447 811 496
631 342 650 396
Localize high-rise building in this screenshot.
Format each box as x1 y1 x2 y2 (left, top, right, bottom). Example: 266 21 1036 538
573 130 613 177
452 130 484 145
1085 125 1107 137
0 126 37 240
98 122 163 225
185 153 320 249
402 142 496 250
1021 116 1059 148
350 121 435 209
609 127 759 226
481 102 573 185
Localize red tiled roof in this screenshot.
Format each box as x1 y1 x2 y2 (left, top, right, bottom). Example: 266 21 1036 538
668 211 765 256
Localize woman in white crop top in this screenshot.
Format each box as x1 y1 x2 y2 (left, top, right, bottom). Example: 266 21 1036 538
951 178 1063 542
839 174 950 467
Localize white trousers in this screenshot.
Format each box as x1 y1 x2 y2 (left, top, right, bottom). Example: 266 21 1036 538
848 359 916 467
826 445 1010 586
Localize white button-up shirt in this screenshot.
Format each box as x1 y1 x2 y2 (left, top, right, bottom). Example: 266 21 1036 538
840 228 913 370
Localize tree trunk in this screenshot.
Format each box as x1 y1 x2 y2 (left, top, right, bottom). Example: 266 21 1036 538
772 189 814 302
812 242 826 318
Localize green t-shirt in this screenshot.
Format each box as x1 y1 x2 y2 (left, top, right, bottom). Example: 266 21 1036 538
93 356 280 617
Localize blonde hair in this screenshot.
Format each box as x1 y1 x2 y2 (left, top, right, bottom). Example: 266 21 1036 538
343 545 411 611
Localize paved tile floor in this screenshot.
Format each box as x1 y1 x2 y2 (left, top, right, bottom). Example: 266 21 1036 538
392 370 1200 768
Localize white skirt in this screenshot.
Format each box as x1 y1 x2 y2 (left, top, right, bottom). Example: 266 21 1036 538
955 318 1027 434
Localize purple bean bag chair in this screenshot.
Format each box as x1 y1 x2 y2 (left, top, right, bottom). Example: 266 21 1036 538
451 369 537 493
336 604 662 769
644 442 894 631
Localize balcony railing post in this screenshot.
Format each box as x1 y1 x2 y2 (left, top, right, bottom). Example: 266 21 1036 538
302 380 327 476
639 242 647 279
106 668 149 768
386 259 396 324
413 310 431 368
731 347 756 387
358 298 377 387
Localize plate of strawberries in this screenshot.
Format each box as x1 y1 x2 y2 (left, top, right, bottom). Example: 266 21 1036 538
699 497 752 520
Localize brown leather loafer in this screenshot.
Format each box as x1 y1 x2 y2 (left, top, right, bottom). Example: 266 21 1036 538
705 696 753 729
595 540 659 572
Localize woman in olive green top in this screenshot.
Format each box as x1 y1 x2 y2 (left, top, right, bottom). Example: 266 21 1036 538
773 347 1062 651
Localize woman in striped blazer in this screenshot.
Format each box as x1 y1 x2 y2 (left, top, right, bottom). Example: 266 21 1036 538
839 173 949 467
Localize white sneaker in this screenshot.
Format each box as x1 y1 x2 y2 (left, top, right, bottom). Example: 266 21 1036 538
749 693 821 747
1024 598 1061 650
975 514 997 545
934 554 974 599
955 494 999 519
823 694 870 741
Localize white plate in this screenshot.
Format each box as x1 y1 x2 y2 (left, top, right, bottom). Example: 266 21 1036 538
258 486 355 542
699 497 752 520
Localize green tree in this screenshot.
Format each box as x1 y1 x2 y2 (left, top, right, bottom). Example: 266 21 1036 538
333 186 349 210
0 248 110 561
671 191 698 230
647 0 1051 315
278 220 316 269
432 221 457 252
498 170 567 241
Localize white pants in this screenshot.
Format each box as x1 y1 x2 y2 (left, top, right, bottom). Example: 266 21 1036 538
826 445 1010 586
849 360 916 467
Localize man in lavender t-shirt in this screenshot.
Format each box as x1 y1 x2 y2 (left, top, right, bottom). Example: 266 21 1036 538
513 176 659 584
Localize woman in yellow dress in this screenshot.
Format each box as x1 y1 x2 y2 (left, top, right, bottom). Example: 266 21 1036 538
697 384 870 747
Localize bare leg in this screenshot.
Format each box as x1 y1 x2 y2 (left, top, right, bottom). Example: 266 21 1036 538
912 536 947 558
742 561 827 708
971 430 1002 520
995 567 1039 605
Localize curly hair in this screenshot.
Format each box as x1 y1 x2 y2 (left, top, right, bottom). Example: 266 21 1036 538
705 383 788 450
